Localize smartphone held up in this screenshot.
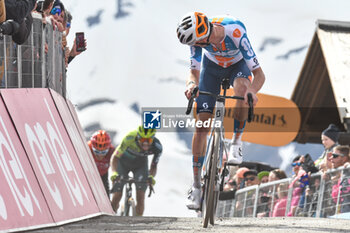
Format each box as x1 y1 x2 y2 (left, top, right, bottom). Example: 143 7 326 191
75 32 86 52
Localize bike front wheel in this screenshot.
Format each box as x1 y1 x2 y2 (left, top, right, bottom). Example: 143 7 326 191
203 131 220 228
123 197 136 216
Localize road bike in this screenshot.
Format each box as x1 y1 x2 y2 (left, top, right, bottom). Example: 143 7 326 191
186 79 253 227
114 176 154 217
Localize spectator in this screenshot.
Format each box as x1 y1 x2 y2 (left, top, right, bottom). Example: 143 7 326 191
65 12 87 66
33 0 54 57
222 166 238 191
220 178 237 201
263 169 288 216
300 153 318 174
315 124 340 170
288 155 309 216
304 176 321 217
272 182 289 217
320 157 338 217
219 166 239 200
35 0 54 17
4 0 37 44
244 169 259 187
235 169 259 216
65 9 71 35
256 171 270 217
331 145 350 170
88 130 115 196
257 169 287 217
49 0 65 32
268 169 287 182
258 171 270 184
235 167 249 189
67 36 87 65
330 145 350 213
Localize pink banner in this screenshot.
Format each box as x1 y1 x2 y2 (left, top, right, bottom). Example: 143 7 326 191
50 89 114 214
0 95 54 231
1 89 99 223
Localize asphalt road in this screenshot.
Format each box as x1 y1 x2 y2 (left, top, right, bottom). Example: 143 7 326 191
29 215 350 233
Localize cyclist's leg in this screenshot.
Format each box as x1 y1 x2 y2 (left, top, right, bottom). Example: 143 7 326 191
225 59 252 164
192 56 223 188
187 57 226 209
111 192 123 213
111 158 129 212
133 157 148 216
101 172 109 197
229 59 252 144
136 190 146 216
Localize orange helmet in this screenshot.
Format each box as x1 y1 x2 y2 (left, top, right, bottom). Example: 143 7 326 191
90 130 111 155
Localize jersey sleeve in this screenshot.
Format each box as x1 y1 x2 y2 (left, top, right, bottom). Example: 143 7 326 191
150 137 162 166
229 21 260 71
190 46 203 70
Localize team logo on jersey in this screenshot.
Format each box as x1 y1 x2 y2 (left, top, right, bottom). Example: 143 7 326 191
252 57 260 69
233 28 241 38
236 72 243 77
203 103 209 109
239 34 256 59
143 110 161 129
191 46 196 56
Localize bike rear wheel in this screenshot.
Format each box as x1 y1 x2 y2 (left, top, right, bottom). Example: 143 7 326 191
203 131 220 228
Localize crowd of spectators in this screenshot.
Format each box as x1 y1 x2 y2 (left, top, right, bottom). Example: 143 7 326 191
220 123 350 218
35 0 87 68
0 0 86 85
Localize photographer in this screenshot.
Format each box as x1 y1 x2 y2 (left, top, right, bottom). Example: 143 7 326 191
1 0 37 44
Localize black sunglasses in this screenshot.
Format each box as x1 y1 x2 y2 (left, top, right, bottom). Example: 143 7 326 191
332 153 345 158
245 176 256 181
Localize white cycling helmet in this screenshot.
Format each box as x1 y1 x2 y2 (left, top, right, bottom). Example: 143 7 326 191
176 12 212 45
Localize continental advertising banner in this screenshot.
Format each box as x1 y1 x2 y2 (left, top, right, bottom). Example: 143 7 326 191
223 90 301 146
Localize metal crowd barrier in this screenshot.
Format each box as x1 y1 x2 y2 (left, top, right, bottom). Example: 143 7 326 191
0 13 66 97
216 166 350 218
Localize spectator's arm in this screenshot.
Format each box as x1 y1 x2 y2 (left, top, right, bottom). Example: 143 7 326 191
67 55 75 64
68 38 87 64
48 15 58 30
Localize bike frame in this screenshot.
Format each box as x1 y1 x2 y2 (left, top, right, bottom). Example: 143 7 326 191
123 181 135 216
202 92 226 188
186 80 253 228
116 177 154 217
201 87 229 227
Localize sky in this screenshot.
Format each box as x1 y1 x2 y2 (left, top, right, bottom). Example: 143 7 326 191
65 0 350 106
